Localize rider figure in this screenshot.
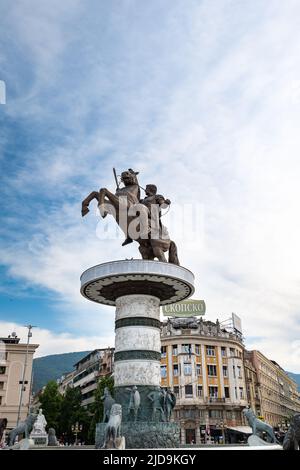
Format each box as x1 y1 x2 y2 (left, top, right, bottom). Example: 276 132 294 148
122 184 171 246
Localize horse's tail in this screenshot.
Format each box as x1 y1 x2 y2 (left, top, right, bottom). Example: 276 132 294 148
168 241 180 265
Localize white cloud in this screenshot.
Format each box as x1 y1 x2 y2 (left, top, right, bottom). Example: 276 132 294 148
1 1 300 372
0 321 114 358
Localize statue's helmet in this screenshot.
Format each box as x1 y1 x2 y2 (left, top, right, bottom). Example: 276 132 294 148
145 184 157 195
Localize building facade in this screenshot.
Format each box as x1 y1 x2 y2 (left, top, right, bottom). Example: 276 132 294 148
57 370 76 395
243 355 260 416
0 334 39 430
58 348 114 407
160 317 248 444
245 350 300 428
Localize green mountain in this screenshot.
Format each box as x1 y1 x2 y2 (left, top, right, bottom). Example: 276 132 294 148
287 372 300 392
32 351 91 393
33 351 300 395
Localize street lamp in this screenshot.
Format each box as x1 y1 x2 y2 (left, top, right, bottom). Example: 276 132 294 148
16 325 36 426
71 422 83 445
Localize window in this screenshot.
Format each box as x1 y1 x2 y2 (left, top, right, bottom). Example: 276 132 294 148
207 365 217 376
222 366 228 377
235 387 238 399
221 347 226 357
184 363 192 375
239 387 244 399
233 366 236 378
196 364 202 376
0 367 6 375
173 364 179 376
182 344 192 354
174 386 180 398
230 348 235 357
197 385 203 397
237 366 242 378
161 366 167 378
161 346 167 358
172 345 178 356
224 386 230 398
0 382 3 390
209 409 223 418
185 385 193 397
206 345 215 356
209 386 218 398
195 344 200 355
0 396 2 406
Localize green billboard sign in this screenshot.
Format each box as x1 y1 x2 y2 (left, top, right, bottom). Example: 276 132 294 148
162 299 206 317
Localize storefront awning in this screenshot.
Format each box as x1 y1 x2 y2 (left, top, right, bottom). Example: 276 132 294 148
226 426 252 434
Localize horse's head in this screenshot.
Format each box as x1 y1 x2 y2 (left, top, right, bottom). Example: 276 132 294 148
110 403 122 417
121 169 139 187
242 407 253 418
27 413 37 426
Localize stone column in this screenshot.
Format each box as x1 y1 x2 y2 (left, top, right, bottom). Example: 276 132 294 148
114 294 162 421
195 422 201 445
180 423 186 446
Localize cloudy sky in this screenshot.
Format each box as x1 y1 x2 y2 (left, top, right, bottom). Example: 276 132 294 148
0 0 300 371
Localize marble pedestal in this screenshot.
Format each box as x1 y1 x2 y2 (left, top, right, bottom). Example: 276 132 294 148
29 432 48 447
81 260 194 448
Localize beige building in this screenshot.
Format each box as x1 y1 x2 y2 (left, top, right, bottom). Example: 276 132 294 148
57 370 76 395
245 350 300 428
272 360 300 423
58 348 114 407
244 355 261 416
0 334 39 430
161 317 248 444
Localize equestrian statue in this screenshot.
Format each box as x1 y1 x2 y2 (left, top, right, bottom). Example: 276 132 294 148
81 168 179 265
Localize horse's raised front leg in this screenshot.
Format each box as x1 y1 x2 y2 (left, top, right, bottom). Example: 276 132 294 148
99 188 119 219
81 191 99 217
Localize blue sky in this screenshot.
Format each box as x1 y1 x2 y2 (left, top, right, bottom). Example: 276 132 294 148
1 0 300 371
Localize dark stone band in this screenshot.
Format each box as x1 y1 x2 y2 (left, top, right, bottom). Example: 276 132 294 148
115 317 161 330
114 350 161 362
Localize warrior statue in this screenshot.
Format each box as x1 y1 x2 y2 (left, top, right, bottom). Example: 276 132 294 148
163 388 176 422
126 385 140 422
148 388 166 422
81 168 179 265
101 387 115 423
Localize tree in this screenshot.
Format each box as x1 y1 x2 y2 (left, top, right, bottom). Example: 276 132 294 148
58 386 90 443
88 375 114 443
39 380 62 431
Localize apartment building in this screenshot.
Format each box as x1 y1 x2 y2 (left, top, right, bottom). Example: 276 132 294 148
160 317 248 444
58 348 114 407
246 350 300 428
0 334 39 430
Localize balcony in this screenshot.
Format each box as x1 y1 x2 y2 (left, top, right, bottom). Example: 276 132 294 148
205 397 226 404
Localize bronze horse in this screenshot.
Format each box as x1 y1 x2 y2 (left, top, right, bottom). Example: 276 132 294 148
81 169 179 264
